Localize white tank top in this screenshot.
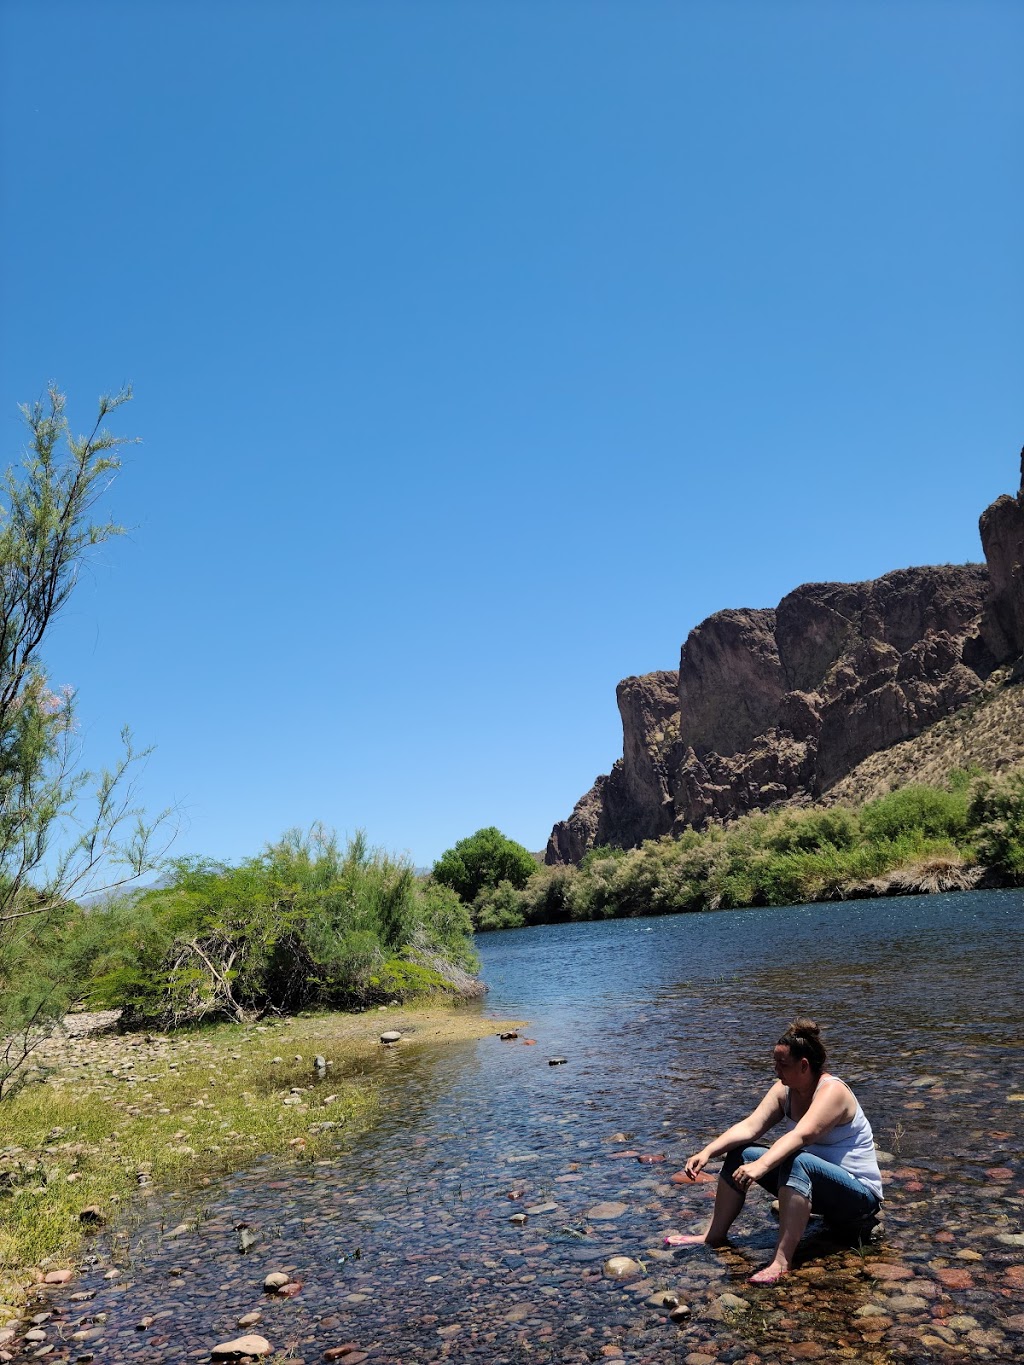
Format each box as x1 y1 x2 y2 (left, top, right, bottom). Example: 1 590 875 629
781 1075 884 1201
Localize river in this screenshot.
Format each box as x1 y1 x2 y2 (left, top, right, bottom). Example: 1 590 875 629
23 890 1024 1363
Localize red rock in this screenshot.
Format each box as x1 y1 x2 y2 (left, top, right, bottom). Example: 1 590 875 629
935 1268 974 1289
637 1153 666 1163
323 1346 360 1361
865 1263 916 1281
934 1231 955 1243
984 1166 1013 1180
788 1345 826 1360
903 1180 925 1192
276 1281 303 1297
43 1270 73 1285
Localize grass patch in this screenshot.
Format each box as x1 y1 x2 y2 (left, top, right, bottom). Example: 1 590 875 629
0 1003 523 1319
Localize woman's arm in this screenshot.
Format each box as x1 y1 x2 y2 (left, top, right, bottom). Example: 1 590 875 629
684 1083 786 1180
731 1079 851 1188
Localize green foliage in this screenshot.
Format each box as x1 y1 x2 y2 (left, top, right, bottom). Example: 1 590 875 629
967 771 1024 881
432 826 536 903
367 957 450 1000
515 863 573 924
0 388 166 1098
859 785 969 843
414 880 477 969
80 827 479 1027
760 807 859 854
472 880 527 932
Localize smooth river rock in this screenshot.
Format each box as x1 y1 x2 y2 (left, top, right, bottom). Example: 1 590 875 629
210 1334 272 1359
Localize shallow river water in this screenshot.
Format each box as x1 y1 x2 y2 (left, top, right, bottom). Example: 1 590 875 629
21 890 1024 1363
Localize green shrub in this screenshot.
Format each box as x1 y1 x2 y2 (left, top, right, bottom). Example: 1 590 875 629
366 958 450 1001
432 827 536 902
859 785 969 843
81 827 479 1027
516 864 574 925
762 807 859 854
968 772 1024 881
472 880 526 932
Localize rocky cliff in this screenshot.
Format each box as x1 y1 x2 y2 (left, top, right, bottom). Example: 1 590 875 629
546 458 1024 865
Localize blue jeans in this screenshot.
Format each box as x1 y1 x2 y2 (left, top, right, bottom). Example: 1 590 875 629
721 1145 880 1228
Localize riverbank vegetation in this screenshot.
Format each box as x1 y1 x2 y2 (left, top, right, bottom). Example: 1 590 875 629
73 826 481 1031
458 769 1024 931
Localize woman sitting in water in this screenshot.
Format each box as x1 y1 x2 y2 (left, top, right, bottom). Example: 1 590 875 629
666 1017 883 1285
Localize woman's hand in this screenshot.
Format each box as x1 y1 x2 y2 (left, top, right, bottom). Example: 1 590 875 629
684 1150 709 1181
732 1159 767 1191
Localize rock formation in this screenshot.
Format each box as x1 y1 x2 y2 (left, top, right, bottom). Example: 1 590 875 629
546 457 1024 865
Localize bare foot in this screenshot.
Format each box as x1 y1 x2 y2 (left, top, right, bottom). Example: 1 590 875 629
749 1260 789 1285
664 1233 707 1247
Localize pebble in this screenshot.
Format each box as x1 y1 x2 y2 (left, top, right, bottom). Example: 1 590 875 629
705 1292 750 1321
210 1333 272 1358
602 1257 643 1280
886 1293 929 1311
586 1201 629 1219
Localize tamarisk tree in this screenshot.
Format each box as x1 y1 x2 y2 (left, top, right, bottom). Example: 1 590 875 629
0 386 167 1097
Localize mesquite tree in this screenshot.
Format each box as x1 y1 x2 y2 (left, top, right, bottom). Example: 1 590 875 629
0 386 166 1098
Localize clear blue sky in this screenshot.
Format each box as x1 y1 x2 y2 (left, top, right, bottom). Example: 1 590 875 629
1 1 1021 870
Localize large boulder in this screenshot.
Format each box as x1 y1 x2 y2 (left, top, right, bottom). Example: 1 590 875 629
545 464 1017 864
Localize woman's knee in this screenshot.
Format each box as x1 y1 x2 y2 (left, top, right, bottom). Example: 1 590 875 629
721 1146 769 1192
779 1153 813 1201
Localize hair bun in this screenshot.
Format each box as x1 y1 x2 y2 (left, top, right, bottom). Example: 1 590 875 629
791 1017 820 1038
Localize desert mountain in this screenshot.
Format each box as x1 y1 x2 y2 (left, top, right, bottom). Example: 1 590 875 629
546 454 1024 864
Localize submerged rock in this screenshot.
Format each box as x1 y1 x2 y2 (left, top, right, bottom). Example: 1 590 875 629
602 1256 643 1280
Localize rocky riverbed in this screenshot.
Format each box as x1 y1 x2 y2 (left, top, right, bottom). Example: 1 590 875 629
4 1040 1023 1363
